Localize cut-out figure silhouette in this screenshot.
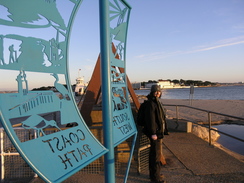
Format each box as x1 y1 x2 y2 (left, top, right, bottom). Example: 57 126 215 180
9 44 17 63
16 70 29 95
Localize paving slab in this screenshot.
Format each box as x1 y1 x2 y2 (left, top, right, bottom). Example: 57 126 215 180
163 132 244 175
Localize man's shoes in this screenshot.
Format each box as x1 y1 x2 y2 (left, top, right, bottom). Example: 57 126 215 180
150 175 166 183
164 131 169 135
150 175 165 180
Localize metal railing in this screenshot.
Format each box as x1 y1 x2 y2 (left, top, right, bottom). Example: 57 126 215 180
0 128 37 182
164 104 244 145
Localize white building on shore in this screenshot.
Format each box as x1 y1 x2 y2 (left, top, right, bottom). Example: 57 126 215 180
145 79 190 89
74 70 86 96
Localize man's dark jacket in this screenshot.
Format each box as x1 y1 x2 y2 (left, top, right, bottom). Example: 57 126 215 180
143 94 168 139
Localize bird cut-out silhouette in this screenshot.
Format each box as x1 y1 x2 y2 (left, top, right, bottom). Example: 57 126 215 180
51 73 70 100
22 114 61 137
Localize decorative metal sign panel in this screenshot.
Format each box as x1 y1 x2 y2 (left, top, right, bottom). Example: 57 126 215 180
0 1 107 182
109 0 137 146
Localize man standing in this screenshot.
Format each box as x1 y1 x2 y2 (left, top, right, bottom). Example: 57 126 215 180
143 85 168 183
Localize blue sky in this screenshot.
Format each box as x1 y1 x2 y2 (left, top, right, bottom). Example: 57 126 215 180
1 0 244 90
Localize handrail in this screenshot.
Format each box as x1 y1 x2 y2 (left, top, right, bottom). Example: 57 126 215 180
163 104 244 145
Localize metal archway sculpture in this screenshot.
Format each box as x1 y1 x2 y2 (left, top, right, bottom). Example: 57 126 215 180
0 1 108 182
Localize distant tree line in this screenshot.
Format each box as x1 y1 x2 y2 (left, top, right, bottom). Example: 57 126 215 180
141 79 217 87
32 86 54 91
32 84 76 91
171 79 216 86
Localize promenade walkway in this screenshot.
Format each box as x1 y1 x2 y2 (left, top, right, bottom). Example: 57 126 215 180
31 132 244 183
161 132 244 183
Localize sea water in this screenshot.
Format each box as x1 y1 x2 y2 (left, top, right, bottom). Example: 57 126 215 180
135 85 244 155
213 124 244 155
135 85 244 100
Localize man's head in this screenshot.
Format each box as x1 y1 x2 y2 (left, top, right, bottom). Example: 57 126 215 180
150 85 161 98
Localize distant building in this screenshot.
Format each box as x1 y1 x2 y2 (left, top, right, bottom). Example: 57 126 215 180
132 82 141 90
144 82 158 89
74 76 86 96
144 79 189 89
158 80 173 88
74 69 86 96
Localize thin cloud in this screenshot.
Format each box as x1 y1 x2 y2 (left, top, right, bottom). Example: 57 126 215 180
135 52 171 62
193 41 244 52
135 36 244 62
190 36 244 53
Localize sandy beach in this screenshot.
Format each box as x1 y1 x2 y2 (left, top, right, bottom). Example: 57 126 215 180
161 99 244 124
138 97 244 124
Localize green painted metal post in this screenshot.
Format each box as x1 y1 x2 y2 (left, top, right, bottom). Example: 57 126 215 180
99 1 115 183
